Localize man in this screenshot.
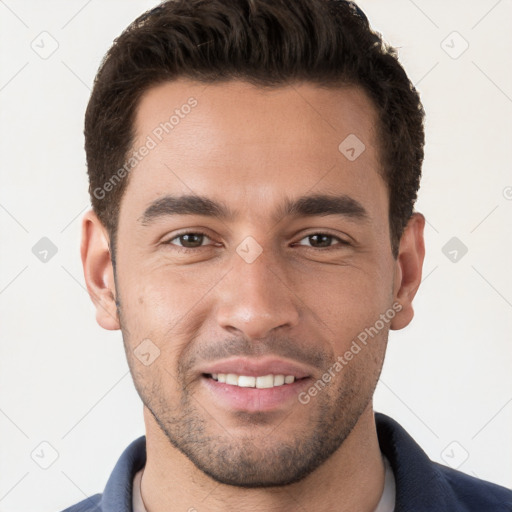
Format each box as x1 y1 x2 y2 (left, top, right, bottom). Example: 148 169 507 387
64 0 512 510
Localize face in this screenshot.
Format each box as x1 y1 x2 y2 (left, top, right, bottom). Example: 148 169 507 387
83 79 424 487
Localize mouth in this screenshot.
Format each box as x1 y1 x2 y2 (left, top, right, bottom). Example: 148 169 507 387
198 358 314 412
204 372 306 389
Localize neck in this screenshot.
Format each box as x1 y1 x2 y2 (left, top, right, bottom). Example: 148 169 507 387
140 403 385 512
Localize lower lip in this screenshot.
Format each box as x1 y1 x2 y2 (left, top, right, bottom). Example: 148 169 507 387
201 376 311 412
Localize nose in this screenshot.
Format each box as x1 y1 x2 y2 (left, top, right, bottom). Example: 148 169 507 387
214 248 300 340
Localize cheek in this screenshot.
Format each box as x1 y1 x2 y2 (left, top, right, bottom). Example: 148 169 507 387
291 260 394 343
118 264 212 346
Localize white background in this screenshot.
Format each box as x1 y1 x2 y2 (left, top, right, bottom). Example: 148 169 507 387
0 1 511 511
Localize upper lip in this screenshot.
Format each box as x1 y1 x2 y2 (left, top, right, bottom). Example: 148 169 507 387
199 357 312 379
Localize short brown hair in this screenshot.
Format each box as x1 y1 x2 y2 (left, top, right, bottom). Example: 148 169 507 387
85 0 425 259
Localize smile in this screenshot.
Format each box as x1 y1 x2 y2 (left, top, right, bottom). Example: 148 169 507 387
208 373 297 388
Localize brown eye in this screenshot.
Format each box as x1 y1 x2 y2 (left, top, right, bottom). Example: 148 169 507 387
307 234 333 248
296 233 348 249
166 232 211 248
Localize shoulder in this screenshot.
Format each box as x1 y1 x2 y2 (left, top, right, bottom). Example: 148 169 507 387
433 462 512 510
59 493 102 512
58 435 146 512
375 412 512 511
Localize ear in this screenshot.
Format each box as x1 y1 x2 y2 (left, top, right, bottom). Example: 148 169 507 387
390 212 425 330
80 209 120 330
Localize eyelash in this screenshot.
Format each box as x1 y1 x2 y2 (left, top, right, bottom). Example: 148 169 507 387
163 231 351 252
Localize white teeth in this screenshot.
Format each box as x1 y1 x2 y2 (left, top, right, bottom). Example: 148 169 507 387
256 374 274 389
226 373 238 385
210 373 297 388
237 375 256 387
273 374 285 386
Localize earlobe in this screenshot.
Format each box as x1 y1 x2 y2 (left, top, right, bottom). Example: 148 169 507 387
390 212 425 331
80 210 120 331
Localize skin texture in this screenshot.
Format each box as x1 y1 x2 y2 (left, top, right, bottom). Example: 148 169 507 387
81 80 425 511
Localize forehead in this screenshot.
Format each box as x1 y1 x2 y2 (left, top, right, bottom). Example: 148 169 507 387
121 79 386 224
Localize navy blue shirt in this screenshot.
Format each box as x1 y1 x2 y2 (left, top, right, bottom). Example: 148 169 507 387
61 413 512 511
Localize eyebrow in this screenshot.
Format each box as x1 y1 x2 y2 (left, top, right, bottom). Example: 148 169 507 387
138 193 369 226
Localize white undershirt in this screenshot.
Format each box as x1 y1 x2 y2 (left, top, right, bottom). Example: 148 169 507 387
132 466 146 512
132 455 396 512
